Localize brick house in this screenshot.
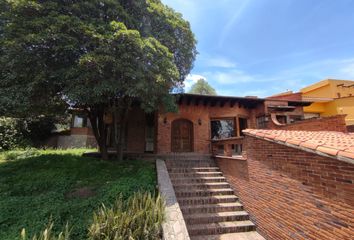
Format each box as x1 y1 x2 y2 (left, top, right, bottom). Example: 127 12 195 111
60 93 311 154
59 93 353 239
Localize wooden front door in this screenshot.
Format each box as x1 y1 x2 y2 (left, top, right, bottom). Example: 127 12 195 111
171 119 193 152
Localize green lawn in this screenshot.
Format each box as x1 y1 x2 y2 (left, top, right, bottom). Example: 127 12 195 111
0 149 156 239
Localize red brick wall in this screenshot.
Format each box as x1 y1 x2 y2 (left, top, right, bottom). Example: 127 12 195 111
217 136 354 240
126 106 146 152
157 102 258 154
70 127 94 136
269 114 347 132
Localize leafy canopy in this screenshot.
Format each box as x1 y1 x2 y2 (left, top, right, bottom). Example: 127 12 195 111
0 0 197 116
188 79 217 95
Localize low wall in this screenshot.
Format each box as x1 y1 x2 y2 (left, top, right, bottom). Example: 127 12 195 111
268 115 347 132
156 159 190 240
57 135 97 149
216 135 354 240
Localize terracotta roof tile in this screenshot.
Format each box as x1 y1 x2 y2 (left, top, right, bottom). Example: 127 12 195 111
243 129 354 163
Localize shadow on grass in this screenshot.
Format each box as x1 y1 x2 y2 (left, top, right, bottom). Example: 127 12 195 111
0 149 156 240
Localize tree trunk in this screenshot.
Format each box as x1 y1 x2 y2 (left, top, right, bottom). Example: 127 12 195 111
113 98 131 161
87 107 109 160
114 107 127 161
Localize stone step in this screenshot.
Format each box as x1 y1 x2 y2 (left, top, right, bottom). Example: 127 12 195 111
190 231 265 240
170 171 223 178
176 188 234 198
167 163 217 168
171 176 227 184
168 167 220 173
174 182 230 190
188 220 256 236
181 202 243 214
165 158 214 162
178 195 238 206
184 211 249 224
162 154 212 161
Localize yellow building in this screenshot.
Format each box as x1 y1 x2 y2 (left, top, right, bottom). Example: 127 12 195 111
301 79 354 126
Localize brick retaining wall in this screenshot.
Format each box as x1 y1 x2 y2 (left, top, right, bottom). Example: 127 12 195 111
268 114 348 132
216 135 354 240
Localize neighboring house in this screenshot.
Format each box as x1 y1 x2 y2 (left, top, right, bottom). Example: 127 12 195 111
300 79 354 127
59 93 312 153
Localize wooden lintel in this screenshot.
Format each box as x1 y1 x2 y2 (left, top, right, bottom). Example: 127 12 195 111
194 98 200 106
186 97 192 106
210 100 217 107
203 98 209 106
178 96 184 105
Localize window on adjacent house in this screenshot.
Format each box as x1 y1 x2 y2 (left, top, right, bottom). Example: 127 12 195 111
276 115 287 124
238 117 248 136
211 119 235 139
256 116 267 129
72 115 85 128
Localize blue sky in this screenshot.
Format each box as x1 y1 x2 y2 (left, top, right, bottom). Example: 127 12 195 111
162 0 354 97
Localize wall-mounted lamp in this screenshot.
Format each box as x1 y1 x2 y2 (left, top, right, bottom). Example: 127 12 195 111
198 118 202 125
163 117 167 124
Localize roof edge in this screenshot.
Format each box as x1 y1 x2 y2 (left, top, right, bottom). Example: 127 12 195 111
243 129 354 165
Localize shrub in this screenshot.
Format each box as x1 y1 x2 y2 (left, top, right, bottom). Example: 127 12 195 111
21 221 71 240
88 192 165 240
23 116 57 146
0 117 27 151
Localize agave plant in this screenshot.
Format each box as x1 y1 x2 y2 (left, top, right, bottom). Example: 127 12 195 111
21 221 71 240
88 192 165 240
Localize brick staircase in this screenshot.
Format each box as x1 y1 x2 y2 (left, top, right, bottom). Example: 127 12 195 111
166 156 264 240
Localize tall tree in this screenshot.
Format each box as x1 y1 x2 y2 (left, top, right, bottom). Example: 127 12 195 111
0 0 197 160
188 79 217 95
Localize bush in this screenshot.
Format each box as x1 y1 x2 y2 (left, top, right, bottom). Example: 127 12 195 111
0 117 27 151
23 116 57 146
88 192 165 240
0 116 58 150
21 221 71 240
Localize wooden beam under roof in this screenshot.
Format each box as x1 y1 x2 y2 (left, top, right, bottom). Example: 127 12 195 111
186 96 192 106
203 97 209 106
178 95 184 105
194 98 201 106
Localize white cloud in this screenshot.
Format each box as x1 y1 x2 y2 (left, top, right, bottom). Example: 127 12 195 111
185 57 354 98
201 56 237 68
218 0 252 47
184 74 206 90
339 62 354 79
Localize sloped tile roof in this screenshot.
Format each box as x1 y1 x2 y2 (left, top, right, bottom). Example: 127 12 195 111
243 129 354 164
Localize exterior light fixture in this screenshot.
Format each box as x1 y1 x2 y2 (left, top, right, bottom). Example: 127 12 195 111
198 118 202 125
163 117 167 124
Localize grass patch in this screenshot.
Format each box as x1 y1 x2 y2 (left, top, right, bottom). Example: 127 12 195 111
0 149 156 239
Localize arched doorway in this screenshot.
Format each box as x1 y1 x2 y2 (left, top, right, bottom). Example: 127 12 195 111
171 119 193 152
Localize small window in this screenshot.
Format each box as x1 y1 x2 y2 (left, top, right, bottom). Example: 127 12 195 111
276 115 287 124
238 118 248 136
256 116 267 129
337 92 341 98
73 115 84 127
211 119 235 140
